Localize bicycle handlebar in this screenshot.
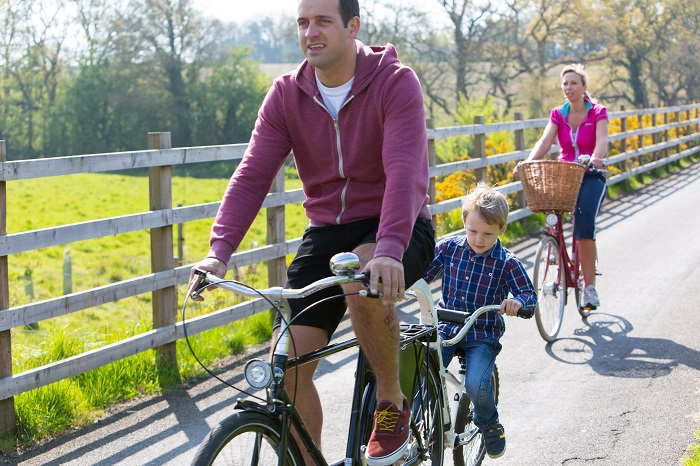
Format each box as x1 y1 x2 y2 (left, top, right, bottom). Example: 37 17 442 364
438 305 532 347
190 268 370 302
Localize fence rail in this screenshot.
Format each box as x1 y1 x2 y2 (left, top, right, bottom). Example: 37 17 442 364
1 103 699 433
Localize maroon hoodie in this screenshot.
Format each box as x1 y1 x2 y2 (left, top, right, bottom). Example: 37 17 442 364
208 41 431 265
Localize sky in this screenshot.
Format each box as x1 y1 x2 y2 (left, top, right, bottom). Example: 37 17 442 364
196 0 297 24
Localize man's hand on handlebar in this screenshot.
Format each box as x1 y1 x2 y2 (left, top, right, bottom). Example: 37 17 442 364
363 256 405 306
188 257 227 301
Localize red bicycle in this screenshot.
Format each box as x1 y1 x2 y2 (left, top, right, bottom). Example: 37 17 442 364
518 156 602 342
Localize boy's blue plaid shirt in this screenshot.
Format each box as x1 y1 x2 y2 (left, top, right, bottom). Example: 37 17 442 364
422 236 537 341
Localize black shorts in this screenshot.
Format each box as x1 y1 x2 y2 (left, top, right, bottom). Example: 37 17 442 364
273 217 435 340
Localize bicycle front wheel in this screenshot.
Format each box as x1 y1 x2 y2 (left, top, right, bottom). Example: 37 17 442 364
191 410 304 466
533 235 566 342
453 365 499 466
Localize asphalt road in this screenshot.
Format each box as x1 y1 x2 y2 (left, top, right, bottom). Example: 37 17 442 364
5 161 700 466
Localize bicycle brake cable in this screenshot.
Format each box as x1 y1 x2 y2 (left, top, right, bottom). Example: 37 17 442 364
182 280 284 402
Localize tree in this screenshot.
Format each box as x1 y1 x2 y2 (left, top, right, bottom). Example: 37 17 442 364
118 0 220 147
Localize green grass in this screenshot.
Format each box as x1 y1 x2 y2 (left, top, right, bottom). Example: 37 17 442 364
2 170 303 453
684 429 700 465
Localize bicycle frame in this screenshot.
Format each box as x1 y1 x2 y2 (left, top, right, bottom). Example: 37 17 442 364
406 279 501 452
190 265 501 465
545 212 582 298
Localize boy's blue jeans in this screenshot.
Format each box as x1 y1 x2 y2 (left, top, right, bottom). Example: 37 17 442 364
441 336 502 430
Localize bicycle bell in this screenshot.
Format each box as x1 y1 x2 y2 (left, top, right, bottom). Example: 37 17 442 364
244 358 273 389
329 252 360 276
546 213 558 226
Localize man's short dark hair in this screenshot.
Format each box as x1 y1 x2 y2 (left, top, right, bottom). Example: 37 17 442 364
339 0 360 27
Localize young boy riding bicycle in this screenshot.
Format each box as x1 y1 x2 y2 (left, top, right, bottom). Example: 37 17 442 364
423 182 537 459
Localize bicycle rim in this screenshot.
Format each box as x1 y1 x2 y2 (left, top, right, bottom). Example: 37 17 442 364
191 411 304 466
534 236 566 342
453 366 498 466
408 354 444 465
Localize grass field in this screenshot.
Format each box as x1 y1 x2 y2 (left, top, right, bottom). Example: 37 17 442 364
3 170 307 451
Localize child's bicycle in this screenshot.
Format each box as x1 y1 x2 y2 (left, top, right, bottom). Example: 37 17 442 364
518 155 605 342
186 252 528 466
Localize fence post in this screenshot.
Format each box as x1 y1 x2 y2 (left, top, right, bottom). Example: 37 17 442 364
426 119 437 231
474 116 486 183
514 112 527 210
267 166 286 287
0 140 16 436
663 109 669 159
620 106 627 173
176 203 185 267
148 132 178 377
651 112 659 162
63 247 73 295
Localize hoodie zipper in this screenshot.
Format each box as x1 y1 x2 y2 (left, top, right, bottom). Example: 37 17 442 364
314 94 355 224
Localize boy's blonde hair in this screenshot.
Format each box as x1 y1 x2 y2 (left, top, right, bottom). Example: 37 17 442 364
461 182 510 229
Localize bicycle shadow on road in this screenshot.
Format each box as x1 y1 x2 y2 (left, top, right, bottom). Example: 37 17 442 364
544 312 700 377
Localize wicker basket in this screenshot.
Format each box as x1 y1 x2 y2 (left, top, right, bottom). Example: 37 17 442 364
518 160 585 212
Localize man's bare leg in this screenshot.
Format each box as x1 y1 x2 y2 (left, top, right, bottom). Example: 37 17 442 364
344 243 404 408
272 324 328 465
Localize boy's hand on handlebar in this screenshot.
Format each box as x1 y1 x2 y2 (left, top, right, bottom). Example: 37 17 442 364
499 298 522 317
187 258 227 301
363 256 405 305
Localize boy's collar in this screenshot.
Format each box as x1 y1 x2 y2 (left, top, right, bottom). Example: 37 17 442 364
460 237 505 259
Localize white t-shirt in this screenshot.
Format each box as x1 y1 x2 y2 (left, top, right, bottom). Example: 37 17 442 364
315 72 354 118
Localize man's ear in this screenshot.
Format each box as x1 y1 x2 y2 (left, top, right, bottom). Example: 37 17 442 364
348 16 360 38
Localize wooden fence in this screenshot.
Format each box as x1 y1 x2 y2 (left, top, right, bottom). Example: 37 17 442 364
1 103 699 434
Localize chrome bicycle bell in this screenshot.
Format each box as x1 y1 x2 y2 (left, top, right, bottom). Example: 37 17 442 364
329 252 360 276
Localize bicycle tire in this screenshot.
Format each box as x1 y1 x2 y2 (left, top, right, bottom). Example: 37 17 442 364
357 374 378 460
533 235 566 342
190 410 304 466
409 352 445 465
453 365 499 466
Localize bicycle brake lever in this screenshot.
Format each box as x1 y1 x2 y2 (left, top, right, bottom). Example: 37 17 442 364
359 289 383 299
188 268 209 299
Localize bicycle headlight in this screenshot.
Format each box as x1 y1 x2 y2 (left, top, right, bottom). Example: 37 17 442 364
244 359 273 389
545 213 558 226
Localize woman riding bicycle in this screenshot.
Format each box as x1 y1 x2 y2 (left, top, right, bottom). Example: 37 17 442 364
514 63 608 309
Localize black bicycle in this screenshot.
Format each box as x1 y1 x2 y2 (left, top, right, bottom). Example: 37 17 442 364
187 252 524 465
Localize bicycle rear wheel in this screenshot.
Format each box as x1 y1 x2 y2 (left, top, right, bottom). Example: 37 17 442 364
409 352 445 464
533 235 566 342
361 349 444 465
191 410 304 466
453 365 499 466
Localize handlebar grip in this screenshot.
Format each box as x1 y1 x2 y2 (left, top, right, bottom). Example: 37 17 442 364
436 308 470 324
517 308 534 319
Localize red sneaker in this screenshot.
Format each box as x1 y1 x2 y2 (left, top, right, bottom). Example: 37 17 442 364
366 398 410 466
